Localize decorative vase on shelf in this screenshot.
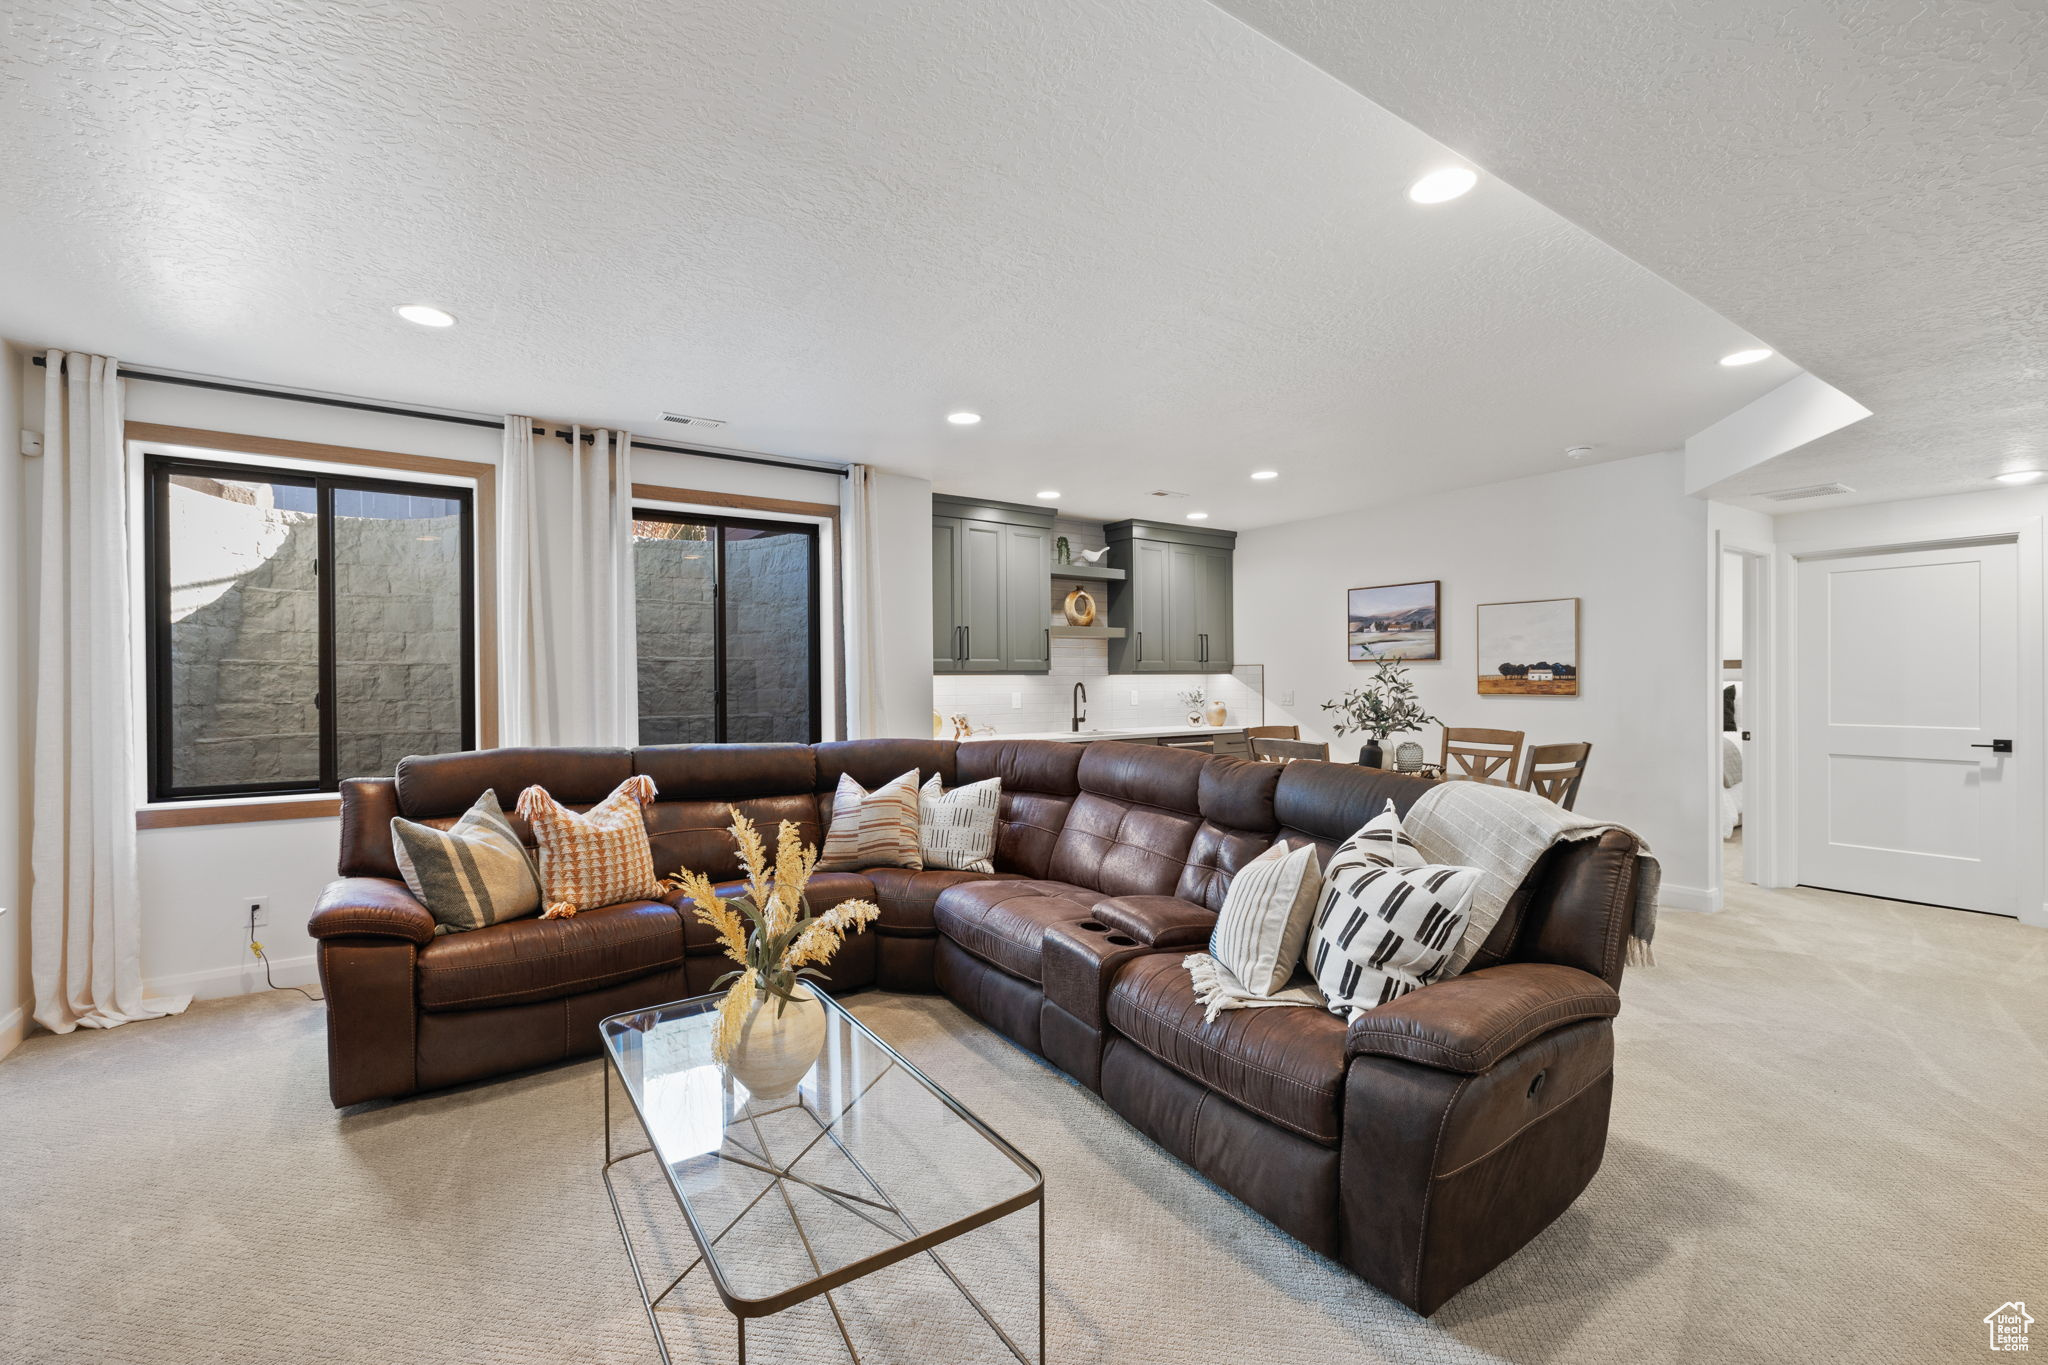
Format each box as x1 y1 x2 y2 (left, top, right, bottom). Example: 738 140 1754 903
726 982 827 1101
1187 710 1204 725
1360 739 1385 769
1205 701 1227 727
1062 587 1097 626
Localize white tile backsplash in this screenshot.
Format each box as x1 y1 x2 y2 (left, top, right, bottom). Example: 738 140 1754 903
934 637 1265 736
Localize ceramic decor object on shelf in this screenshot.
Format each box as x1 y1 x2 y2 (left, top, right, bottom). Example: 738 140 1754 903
1063 586 1097 626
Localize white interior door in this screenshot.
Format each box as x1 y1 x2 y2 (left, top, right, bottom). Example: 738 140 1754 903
1796 541 2020 914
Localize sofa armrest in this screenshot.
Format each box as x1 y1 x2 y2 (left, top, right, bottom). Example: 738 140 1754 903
1090 895 1217 949
1344 963 1619 1073
309 878 437 945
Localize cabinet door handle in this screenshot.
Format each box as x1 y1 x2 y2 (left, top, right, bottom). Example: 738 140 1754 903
1200 632 1208 663
961 625 970 661
1136 630 1143 662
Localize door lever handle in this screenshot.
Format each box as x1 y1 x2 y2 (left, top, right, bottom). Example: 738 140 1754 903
1970 739 2014 753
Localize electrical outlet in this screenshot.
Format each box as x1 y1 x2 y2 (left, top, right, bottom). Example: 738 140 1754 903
243 897 269 929
1280 690 1295 707
1131 689 1140 706
1010 691 1021 709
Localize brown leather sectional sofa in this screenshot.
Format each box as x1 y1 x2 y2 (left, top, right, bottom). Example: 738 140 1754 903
311 736 1638 1313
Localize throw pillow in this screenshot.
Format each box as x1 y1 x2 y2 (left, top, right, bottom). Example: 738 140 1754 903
1307 861 1481 1016
1332 798 1426 870
513 775 662 917
390 788 544 935
919 774 1001 873
1206 840 1324 996
817 769 924 871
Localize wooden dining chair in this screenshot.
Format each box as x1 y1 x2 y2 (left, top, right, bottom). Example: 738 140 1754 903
1440 727 1526 786
1251 736 1329 763
1521 742 1592 810
1244 724 1300 741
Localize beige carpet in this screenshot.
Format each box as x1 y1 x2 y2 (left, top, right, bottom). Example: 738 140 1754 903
2 867 2043 1364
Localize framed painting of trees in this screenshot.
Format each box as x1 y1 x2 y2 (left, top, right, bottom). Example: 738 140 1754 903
1477 597 1579 695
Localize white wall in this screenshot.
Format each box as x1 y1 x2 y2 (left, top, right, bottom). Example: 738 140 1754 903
1235 451 1715 901
866 469 936 739
1 347 28 1055
9 365 906 1007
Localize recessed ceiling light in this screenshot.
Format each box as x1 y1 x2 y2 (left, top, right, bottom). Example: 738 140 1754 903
1407 167 1477 204
1994 470 2045 484
1035 490 1060 499
1250 470 1279 480
1719 347 1773 367
1186 511 1210 521
395 304 456 328
946 411 982 425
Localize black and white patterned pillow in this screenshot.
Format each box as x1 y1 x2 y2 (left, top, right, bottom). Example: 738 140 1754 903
1330 798 1425 872
1307 861 1480 1017
918 775 1001 873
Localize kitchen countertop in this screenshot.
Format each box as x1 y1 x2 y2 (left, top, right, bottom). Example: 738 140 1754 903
958 724 1244 743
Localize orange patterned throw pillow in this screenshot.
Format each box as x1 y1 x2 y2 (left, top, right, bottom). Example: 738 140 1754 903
514 775 662 917
816 769 924 872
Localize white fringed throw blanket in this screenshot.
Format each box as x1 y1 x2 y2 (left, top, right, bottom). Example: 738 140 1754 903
1402 780 1661 971
1186 780 1660 1019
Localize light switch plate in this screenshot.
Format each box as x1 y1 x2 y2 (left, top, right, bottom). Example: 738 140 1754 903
1010 691 1021 708
1280 690 1295 707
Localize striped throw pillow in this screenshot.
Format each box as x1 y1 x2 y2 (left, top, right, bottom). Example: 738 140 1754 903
1207 840 1324 996
817 770 923 871
919 774 1001 873
514 775 662 916
1307 861 1481 1017
390 789 544 935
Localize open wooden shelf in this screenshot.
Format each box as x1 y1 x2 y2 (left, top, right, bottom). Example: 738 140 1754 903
1051 563 1125 582
1048 624 1127 639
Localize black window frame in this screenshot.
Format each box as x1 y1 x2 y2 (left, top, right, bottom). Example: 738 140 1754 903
144 453 477 802
632 507 824 745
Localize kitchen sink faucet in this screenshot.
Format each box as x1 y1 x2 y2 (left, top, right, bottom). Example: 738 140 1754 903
1071 681 1087 732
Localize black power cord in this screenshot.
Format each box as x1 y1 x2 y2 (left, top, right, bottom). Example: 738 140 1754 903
249 904 323 1003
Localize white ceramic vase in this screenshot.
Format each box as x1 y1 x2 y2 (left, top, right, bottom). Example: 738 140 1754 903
727 982 826 1101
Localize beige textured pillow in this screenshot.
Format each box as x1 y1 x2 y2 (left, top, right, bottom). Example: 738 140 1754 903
919 774 1001 873
513 775 662 916
1207 840 1324 995
390 788 543 934
817 769 923 871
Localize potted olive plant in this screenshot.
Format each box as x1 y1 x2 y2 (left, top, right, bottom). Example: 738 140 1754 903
1322 658 1439 768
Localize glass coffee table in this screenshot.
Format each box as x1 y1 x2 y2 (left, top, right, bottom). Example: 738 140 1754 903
600 991 1044 1363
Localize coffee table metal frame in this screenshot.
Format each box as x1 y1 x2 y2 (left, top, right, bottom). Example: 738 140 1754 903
599 992 1045 1364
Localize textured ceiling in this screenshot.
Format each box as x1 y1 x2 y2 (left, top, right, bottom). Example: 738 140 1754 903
0 0 1789 527
1211 0 2048 512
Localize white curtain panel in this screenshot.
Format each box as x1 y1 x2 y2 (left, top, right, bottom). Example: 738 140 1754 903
497 416 541 746
30 352 189 1033
499 419 638 746
843 464 886 738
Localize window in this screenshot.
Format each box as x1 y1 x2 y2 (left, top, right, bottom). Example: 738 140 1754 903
145 455 476 800
633 510 821 745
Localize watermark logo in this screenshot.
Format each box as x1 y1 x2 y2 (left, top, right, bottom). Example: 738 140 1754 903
1985 1302 2033 1352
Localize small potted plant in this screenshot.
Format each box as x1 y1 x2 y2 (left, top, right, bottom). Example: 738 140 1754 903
1178 686 1207 725
1322 658 1439 768
666 810 878 1099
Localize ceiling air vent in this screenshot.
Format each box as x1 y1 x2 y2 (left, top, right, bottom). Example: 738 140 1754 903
1761 481 1853 502
660 411 726 430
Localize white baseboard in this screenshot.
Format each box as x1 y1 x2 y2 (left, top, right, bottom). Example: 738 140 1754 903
0 1005 26 1060
1658 883 1721 913
144 953 320 1003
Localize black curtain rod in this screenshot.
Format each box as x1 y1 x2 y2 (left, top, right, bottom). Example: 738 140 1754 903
29 354 850 478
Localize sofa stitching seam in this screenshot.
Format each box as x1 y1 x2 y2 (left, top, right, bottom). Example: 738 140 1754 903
1414 1073 1475 1301
1349 991 1616 1069
1432 1066 1611 1180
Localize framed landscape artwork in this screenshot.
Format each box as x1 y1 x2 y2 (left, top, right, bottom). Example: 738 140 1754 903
1347 580 1440 661
1477 597 1580 695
